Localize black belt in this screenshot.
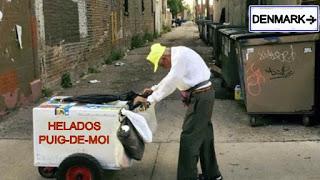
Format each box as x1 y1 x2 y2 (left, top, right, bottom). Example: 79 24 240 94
187 80 210 93
193 85 212 94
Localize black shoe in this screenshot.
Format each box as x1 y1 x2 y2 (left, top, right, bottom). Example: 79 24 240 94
198 174 223 180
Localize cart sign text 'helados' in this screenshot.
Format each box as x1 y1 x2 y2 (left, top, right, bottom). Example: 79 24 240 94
38 120 110 145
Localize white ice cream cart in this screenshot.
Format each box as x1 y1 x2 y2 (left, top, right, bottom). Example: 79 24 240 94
33 96 156 180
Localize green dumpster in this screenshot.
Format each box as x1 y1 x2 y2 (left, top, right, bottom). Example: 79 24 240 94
203 20 215 44
218 28 247 89
231 32 320 126
211 24 243 66
207 23 221 45
203 21 213 44
196 19 204 39
200 20 212 42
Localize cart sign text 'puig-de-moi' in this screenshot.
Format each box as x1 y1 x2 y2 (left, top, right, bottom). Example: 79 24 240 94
38 121 110 145
249 5 319 32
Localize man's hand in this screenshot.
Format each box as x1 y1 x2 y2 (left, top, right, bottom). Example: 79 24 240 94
142 88 153 97
133 96 150 109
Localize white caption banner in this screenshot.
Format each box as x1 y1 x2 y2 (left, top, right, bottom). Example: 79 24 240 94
249 5 319 32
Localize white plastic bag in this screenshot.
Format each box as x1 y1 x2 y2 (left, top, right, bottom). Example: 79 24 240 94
137 104 157 134
115 144 133 168
120 109 153 143
119 152 133 168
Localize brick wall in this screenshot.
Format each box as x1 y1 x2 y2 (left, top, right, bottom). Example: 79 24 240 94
123 0 155 38
0 0 156 115
36 0 155 89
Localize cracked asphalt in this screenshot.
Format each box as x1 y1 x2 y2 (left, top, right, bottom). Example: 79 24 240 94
0 22 320 180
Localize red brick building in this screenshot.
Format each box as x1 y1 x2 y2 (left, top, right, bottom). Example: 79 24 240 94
0 0 156 116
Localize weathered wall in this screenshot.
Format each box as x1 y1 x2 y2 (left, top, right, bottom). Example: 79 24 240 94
213 0 228 24
164 8 173 28
123 0 155 38
0 0 41 115
36 0 155 89
0 0 155 116
212 0 301 26
213 0 248 26
162 0 171 28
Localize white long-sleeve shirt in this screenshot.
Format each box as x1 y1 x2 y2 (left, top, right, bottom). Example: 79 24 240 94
147 46 211 103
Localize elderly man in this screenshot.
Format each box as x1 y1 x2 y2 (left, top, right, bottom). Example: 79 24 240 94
134 43 222 180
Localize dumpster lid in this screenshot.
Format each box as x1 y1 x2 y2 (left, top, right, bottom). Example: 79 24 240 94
219 28 248 36
211 24 245 30
209 23 222 27
198 19 212 24
196 19 207 24
204 20 216 25
230 32 318 40
231 32 320 45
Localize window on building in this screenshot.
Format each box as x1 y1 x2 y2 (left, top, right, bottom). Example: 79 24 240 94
142 0 145 14
43 0 80 45
124 0 129 16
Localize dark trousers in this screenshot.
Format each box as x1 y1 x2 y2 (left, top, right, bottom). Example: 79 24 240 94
177 88 221 180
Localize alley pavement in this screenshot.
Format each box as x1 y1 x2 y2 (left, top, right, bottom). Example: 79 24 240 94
0 22 320 180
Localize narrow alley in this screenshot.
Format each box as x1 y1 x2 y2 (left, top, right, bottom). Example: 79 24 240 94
0 22 319 180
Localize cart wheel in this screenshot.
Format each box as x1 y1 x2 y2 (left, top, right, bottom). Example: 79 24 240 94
56 153 103 180
38 167 57 178
250 116 258 127
302 116 312 126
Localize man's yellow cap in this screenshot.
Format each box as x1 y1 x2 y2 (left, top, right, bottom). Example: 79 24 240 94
146 43 166 72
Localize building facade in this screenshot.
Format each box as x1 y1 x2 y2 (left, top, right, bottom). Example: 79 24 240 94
0 0 41 116
211 0 317 26
0 0 159 116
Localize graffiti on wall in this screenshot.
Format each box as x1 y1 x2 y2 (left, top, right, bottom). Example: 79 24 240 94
258 45 296 63
246 45 297 97
0 73 41 115
258 45 296 80
265 64 295 80
0 71 18 109
0 70 18 95
246 63 266 97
